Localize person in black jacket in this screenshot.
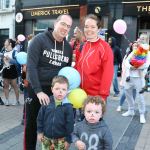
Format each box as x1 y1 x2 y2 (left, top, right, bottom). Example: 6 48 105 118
24 14 73 150
108 37 122 97
37 75 74 150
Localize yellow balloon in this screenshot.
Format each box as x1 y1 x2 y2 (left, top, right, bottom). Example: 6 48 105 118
68 88 87 109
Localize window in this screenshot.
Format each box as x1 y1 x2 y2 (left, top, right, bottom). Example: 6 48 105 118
0 0 10 9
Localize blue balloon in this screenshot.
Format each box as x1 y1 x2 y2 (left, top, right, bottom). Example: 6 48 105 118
16 52 27 65
58 67 81 90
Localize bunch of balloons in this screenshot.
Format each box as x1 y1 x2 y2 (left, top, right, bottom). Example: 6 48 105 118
58 67 87 108
58 67 81 90
16 52 27 65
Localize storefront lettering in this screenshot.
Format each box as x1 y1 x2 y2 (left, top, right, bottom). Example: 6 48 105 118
137 6 150 12
31 9 69 16
31 10 51 16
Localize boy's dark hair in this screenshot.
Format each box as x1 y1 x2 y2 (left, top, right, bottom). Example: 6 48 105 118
84 14 101 28
83 96 106 115
51 75 69 89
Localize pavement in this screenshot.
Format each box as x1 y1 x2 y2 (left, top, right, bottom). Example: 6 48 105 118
0 86 150 150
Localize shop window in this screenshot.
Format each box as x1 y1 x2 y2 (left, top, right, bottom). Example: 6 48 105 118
34 19 55 34
0 28 9 49
0 0 10 9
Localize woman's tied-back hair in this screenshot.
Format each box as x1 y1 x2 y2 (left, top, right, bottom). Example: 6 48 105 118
6 39 16 48
84 14 101 28
51 75 69 89
83 96 106 115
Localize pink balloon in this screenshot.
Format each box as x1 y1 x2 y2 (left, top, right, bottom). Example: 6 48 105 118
113 19 127 34
17 34 25 41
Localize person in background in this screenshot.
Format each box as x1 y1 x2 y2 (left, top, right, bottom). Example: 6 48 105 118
108 37 122 97
37 75 74 150
2 39 20 106
27 34 34 48
116 42 137 112
122 34 150 124
72 96 113 150
70 26 84 67
24 14 73 150
76 14 114 101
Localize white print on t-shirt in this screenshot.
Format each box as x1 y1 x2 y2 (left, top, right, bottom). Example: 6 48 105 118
43 49 69 66
81 132 99 150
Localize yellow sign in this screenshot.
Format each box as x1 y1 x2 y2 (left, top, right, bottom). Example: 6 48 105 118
137 5 150 12
31 8 69 16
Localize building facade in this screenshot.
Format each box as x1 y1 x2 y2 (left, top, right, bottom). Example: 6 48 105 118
0 0 15 49
14 0 150 52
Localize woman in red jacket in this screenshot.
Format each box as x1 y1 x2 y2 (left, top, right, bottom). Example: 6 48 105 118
76 14 114 101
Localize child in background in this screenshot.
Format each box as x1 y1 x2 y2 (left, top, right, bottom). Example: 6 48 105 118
37 75 74 150
72 96 113 150
125 43 150 93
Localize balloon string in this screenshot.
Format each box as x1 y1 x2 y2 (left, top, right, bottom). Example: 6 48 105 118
123 34 131 44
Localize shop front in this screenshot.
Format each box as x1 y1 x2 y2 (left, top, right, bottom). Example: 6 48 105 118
123 1 150 46
15 1 87 41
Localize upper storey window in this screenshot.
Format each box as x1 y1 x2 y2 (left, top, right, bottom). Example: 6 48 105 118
0 0 10 9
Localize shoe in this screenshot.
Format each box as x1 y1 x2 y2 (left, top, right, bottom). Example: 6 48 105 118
113 93 119 97
122 110 135 117
21 119 24 125
5 100 9 106
139 88 146 94
116 106 122 112
12 101 20 106
140 114 146 124
126 76 130 82
0 97 4 105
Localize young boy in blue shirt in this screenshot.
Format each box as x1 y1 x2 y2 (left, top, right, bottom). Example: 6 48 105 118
37 75 74 150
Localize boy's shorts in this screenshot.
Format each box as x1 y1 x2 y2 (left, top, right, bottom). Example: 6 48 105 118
42 136 65 150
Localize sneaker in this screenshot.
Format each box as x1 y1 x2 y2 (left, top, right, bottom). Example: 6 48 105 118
140 114 146 124
139 88 146 94
126 76 130 82
21 119 24 125
0 97 4 105
122 110 135 117
12 101 20 106
116 106 122 112
113 93 119 97
5 100 9 106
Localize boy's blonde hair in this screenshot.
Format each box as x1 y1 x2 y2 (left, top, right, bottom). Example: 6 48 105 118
51 75 69 89
83 96 106 115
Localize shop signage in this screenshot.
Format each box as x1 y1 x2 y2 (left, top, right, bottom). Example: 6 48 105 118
137 5 150 12
21 6 79 19
31 8 69 16
123 3 150 15
16 12 23 23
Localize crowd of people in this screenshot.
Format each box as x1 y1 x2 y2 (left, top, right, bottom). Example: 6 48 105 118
0 13 150 150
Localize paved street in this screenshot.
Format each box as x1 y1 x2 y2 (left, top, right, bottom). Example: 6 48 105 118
0 86 150 150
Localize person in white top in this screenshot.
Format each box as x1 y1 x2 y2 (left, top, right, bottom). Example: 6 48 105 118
122 34 150 124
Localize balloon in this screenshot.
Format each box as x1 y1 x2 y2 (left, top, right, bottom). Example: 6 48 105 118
58 67 81 90
17 34 25 41
113 19 127 34
16 52 27 65
68 88 87 108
